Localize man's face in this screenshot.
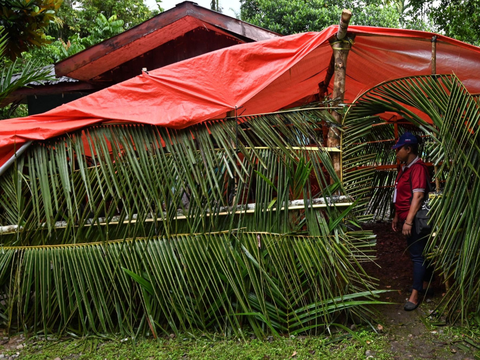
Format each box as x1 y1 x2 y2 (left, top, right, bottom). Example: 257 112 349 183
395 145 409 163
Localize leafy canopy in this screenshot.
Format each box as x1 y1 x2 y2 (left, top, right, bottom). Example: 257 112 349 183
240 0 401 35
25 13 125 65
402 0 480 45
0 0 56 120
430 0 480 45
51 0 162 41
0 0 63 59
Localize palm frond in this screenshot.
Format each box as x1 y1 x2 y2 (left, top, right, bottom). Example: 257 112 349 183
344 74 480 323
0 61 55 107
0 108 381 335
0 231 385 336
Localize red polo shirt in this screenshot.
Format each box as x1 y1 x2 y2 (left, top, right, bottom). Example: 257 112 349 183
394 158 428 221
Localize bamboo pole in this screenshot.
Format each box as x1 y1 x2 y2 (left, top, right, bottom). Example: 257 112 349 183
327 9 352 182
319 54 335 99
431 36 442 193
431 35 448 291
227 109 239 205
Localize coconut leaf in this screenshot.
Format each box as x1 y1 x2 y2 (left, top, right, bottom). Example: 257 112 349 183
344 74 480 323
0 108 380 335
0 232 384 336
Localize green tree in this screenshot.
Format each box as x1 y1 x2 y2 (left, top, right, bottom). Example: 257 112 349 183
408 0 480 45
24 13 125 66
240 0 400 35
0 0 63 59
50 0 162 41
0 29 54 119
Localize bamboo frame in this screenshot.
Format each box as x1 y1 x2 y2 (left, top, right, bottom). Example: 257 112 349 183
0 197 354 234
431 36 442 193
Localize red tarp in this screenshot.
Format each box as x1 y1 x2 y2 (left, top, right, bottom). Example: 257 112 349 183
2 25 480 168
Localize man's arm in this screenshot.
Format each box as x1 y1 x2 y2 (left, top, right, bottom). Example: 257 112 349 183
402 192 424 236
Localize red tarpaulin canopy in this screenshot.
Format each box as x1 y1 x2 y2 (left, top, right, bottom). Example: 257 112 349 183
2 25 480 169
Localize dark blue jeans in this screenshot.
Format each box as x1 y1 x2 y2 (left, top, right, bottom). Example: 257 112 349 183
407 221 433 291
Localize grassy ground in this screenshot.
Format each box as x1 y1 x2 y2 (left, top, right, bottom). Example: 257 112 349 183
1 330 393 360
1 324 478 360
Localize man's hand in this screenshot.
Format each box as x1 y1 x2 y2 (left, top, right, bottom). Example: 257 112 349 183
392 214 399 232
402 222 412 236
402 192 424 237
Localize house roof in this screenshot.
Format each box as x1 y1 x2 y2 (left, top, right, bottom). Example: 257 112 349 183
54 1 280 83
2 25 480 170
7 2 279 107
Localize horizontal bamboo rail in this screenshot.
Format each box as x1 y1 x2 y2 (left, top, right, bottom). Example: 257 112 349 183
0 197 353 234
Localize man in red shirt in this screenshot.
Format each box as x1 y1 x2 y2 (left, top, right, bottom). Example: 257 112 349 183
391 132 433 311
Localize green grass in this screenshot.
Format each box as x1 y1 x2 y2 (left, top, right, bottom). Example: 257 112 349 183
3 323 479 360
4 330 394 360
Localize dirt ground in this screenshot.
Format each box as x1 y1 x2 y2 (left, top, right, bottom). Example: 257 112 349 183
363 222 475 360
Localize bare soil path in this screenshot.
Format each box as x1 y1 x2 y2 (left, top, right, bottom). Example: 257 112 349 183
363 222 475 360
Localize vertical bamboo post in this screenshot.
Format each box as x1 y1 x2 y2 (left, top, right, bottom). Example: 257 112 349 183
327 9 352 182
227 109 239 205
431 35 442 193
431 36 448 292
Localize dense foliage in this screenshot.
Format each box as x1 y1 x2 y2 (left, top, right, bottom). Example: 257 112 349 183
409 0 480 45
0 109 384 336
241 0 480 45
240 0 403 35
51 0 161 41
0 0 62 118
0 0 57 118
0 0 62 59
0 27 54 119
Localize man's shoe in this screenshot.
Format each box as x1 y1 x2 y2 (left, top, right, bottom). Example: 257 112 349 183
404 301 420 311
